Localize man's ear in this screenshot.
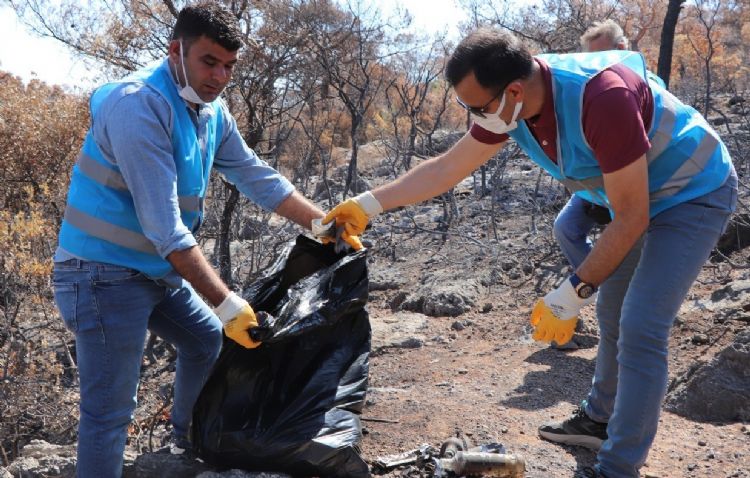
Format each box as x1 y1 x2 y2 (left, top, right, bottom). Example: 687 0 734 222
507 81 524 102
167 39 181 63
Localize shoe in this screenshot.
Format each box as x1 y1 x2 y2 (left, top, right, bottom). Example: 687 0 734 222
574 465 607 477
539 403 608 450
550 338 580 350
156 433 195 458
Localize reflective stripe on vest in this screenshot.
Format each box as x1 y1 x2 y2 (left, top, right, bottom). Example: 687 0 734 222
64 205 158 255
75 151 204 213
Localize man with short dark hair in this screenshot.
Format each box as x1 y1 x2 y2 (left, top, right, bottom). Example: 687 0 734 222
52 3 324 476
323 27 736 478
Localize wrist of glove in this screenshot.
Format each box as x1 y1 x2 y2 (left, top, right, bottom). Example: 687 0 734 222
215 292 261 349
352 191 384 217
542 278 595 319
530 278 596 345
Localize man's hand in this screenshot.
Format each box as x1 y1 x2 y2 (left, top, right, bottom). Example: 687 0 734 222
530 278 595 345
312 219 362 252
322 191 382 250
215 292 261 349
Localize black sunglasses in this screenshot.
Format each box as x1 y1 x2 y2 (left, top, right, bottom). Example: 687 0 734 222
456 88 504 118
456 81 516 118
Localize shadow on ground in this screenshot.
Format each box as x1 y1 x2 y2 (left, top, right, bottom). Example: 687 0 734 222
501 346 596 411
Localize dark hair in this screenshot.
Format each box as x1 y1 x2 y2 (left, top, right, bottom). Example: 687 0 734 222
445 27 534 90
172 2 243 52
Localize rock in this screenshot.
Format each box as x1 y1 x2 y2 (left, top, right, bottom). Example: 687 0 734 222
388 291 409 311
5 440 77 478
370 312 428 354
312 165 372 201
237 218 265 240
665 329 750 422
728 95 746 106
709 279 750 303
197 471 291 478
130 454 292 477
399 278 482 317
1 441 299 478
19 440 76 459
369 268 406 291
128 453 214 477
416 130 463 156
691 333 710 345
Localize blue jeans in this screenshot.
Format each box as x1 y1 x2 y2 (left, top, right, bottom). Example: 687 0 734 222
583 173 737 478
52 260 223 478
553 194 598 269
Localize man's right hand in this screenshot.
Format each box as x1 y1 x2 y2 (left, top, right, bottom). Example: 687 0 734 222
215 292 261 349
322 191 383 250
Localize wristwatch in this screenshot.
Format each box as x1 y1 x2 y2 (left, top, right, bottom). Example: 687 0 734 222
569 273 597 299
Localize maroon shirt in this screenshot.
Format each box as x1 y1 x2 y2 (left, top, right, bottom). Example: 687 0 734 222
471 57 653 174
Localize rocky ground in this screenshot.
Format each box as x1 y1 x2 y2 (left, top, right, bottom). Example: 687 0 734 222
3 125 750 477
352 151 750 478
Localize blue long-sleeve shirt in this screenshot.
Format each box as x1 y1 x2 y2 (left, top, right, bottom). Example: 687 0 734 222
55 59 295 282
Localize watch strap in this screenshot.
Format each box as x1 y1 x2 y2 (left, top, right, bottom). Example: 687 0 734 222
570 273 597 294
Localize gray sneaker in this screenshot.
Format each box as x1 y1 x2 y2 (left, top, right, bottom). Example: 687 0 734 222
156 433 195 458
550 338 580 350
574 466 607 477
539 404 608 450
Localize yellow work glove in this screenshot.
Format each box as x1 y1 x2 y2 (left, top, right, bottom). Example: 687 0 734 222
322 191 383 251
530 278 596 346
312 219 362 252
215 292 261 349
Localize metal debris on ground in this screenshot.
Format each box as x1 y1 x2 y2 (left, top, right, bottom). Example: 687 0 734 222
372 434 525 477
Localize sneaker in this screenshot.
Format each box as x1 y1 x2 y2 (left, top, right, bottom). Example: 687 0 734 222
538 404 608 450
156 433 195 458
574 466 607 477
550 338 580 351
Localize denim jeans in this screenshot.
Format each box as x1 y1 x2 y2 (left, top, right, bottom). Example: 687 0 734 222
583 172 737 478
553 194 598 269
52 260 223 478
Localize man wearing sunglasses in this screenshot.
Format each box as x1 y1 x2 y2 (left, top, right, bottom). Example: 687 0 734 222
322 27 736 478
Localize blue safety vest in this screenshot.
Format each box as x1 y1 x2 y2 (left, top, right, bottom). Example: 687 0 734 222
509 51 732 217
58 61 223 279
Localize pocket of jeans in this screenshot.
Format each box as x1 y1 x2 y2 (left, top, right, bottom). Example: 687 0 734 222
53 282 78 333
93 265 145 285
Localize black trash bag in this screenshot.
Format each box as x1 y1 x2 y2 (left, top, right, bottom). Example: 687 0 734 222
192 235 371 477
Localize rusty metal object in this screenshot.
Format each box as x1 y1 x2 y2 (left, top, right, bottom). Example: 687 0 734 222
434 451 526 477
433 437 525 478
372 435 525 477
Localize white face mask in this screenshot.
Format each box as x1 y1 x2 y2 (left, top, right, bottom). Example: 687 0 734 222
173 39 207 105
471 91 523 135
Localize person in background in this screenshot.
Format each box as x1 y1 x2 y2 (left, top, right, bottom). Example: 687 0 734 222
323 27 736 478
51 3 324 477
